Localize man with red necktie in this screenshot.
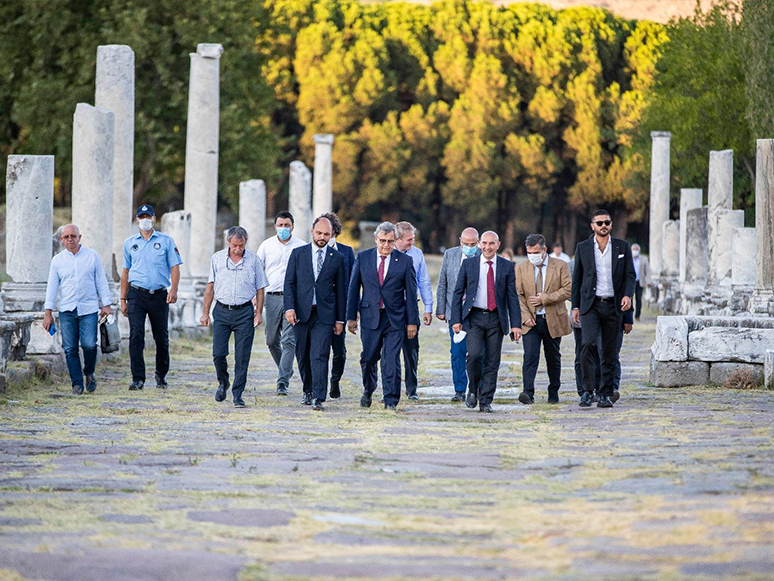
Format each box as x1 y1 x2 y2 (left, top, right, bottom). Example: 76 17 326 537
451 231 521 412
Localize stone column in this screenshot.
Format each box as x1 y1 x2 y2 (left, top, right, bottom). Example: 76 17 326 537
658 220 680 312
679 189 702 283
160 211 192 280
239 179 266 252
160 210 200 331
751 139 774 315
714 209 744 285
359 221 380 250
732 227 756 286
706 149 733 286
71 103 115 280
312 134 334 218
95 45 134 274
183 43 223 279
289 161 312 243
649 131 671 278
682 207 708 312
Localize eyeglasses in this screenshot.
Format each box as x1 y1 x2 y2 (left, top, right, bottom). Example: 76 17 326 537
594 220 612 227
62 235 79 240
225 256 244 271
377 238 395 246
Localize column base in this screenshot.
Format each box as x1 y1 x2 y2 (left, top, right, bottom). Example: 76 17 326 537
750 289 774 316
0 282 48 312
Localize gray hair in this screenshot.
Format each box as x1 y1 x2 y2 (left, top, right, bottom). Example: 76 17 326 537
226 226 248 242
632 243 641 250
395 221 416 239
525 233 546 249
374 221 397 238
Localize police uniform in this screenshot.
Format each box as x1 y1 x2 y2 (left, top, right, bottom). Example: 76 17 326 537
122 209 182 388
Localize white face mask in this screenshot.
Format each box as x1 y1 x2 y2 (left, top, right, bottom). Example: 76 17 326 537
632 250 640 258
527 253 544 266
139 218 153 232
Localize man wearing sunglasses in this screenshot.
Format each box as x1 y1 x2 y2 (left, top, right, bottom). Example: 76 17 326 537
571 209 636 408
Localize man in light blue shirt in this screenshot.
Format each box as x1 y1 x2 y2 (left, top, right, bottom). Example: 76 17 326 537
43 224 112 395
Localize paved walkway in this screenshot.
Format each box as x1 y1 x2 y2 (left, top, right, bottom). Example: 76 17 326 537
0 312 772 580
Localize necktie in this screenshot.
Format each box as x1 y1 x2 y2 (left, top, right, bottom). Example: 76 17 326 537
535 263 543 296
316 248 324 280
486 260 495 311
378 255 387 308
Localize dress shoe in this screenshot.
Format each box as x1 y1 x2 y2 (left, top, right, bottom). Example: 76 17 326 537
360 392 372 408
408 394 419 401
597 395 613 408
85 375 97 393
155 373 168 389
215 384 228 402
329 382 341 399
302 392 313 405
451 392 466 403
547 393 559 404
384 403 397 411
129 380 144 391
276 385 288 396
610 390 620 403
579 392 594 407
233 398 246 408
312 399 324 411
465 392 477 408
479 403 494 413
72 384 84 395
518 392 534 405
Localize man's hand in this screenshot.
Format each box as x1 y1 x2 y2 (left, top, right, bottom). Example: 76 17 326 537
452 323 462 334
624 323 633 335
200 313 210 327
436 313 446 321
572 308 580 326
100 305 112 317
166 289 178 304
528 295 543 307
422 313 432 326
42 311 53 332
121 300 128 318
523 318 535 327
406 324 418 340
334 322 344 335
621 296 632 311
347 320 358 334
510 327 522 341
253 310 263 327
285 309 298 325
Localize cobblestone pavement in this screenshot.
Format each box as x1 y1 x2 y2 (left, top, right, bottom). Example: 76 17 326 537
0 309 772 580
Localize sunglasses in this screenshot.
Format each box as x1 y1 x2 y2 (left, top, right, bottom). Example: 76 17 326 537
594 220 612 227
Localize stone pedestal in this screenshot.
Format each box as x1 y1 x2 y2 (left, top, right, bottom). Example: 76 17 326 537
706 149 733 287
751 139 774 315
679 189 702 283
649 131 671 279
730 227 757 313
312 134 334 218
96 45 134 276
239 180 266 252
681 207 708 314
183 43 223 279
359 221 380 250
658 220 679 312
765 350 774 389
289 161 312 243
705 209 744 313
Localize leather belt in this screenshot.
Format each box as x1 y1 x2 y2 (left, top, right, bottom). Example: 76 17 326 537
267 291 283 296
130 284 165 294
596 296 615 303
471 307 497 313
216 300 253 311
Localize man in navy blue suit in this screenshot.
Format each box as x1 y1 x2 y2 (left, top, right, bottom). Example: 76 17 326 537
284 216 347 411
451 231 521 413
347 222 418 410
322 212 355 399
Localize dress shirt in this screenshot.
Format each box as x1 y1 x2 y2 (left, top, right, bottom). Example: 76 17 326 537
594 236 614 297
122 230 182 290
473 254 496 310
534 257 547 315
633 255 641 282
45 246 112 314
256 235 306 292
550 251 571 263
376 251 391 279
404 246 433 312
209 249 268 305
311 244 327 305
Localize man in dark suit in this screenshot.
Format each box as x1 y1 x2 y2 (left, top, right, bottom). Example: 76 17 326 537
347 222 418 410
284 217 346 411
451 231 522 413
322 212 355 399
571 209 636 408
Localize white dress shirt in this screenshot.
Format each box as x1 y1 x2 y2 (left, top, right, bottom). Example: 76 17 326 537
376 251 391 279
256 235 306 292
44 246 112 314
473 254 496 310
594 237 614 298
551 251 571 263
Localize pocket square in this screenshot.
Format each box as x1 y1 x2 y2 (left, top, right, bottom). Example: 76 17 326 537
618 254 624 258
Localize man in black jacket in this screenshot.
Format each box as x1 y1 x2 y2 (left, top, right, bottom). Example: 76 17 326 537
571 209 636 408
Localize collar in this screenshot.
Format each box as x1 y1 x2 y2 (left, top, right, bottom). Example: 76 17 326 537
480 253 496 265
594 235 611 252
65 245 83 257
133 230 158 241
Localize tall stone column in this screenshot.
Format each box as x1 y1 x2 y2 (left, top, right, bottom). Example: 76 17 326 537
682 207 708 313
649 131 671 279
751 139 774 315
239 179 266 252
183 43 223 279
289 161 312 242
95 45 134 274
312 134 334 218
706 149 733 286
71 103 115 280
679 189 702 283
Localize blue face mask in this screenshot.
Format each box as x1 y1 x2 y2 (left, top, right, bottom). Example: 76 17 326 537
276 227 291 241
461 245 477 258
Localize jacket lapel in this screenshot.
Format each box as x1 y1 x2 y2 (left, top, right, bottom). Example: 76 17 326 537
381 249 400 284
611 239 619 278
543 257 555 292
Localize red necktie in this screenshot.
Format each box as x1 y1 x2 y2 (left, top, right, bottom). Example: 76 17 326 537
486 260 496 311
378 255 386 308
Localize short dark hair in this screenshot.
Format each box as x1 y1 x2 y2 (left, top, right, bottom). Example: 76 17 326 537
226 226 248 241
312 215 333 230
275 211 294 225
591 209 611 220
552 242 562 249
524 233 546 249
321 212 342 236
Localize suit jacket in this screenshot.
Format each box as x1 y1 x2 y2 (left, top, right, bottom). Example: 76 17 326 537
334 241 355 292
436 246 480 320
346 248 419 331
450 255 521 335
636 254 651 287
515 257 572 338
571 235 636 315
284 244 346 325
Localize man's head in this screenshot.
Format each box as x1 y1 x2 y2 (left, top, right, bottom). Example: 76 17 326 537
632 243 641 257
374 222 397 257
60 224 81 253
525 233 547 266
321 212 342 238
552 242 563 255
459 227 479 258
311 216 333 248
226 226 248 259
395 221 416 252
275 211 294 241
480 231 500 260
135 204 156 232
590 209 612 238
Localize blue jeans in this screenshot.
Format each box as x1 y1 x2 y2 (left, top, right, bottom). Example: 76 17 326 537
58 309 98 388
448 322 468 393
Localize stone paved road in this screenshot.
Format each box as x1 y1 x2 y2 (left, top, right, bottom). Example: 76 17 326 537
0 309 773 581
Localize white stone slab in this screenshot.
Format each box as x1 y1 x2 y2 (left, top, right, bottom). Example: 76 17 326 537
688 327 774 363
652 316 689 362
764 350 774 389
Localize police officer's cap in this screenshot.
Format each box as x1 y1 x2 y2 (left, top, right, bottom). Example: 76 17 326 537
136 204 155 217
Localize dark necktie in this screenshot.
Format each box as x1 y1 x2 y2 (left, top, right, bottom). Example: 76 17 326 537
486 260 495 311
378 255 386 308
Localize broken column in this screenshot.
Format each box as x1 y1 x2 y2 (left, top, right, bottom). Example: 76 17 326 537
751 139 774 315
682 207 708 314
658 220 680 312
679 189 702 284
706 149 733 287
239 179 266 252
730 226 757 313
289 161 312 242
312 134 334 218
649 131 671 280
160 210 200 333
183 43 223 279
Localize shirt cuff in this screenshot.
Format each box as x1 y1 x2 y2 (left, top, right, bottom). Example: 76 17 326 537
424 306 433 313
336 321 345 324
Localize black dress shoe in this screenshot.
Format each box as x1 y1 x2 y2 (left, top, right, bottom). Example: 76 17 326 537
518 392 534 405
276 385 288 396
408 394 419 401
302 393 313 405
465 392 477 408
234 398 246 408
547 394 559 404
215 384 227 402
312 399 324 411
129 380 144 391
155 373 168 389
329 383 341 399
72 384 84 395
360 392 372 408
451 392 465 402
597 395 613 408
384 403 397 411
610 390 620 403
479 403 494 413
85 375 97 393
579 392 594 407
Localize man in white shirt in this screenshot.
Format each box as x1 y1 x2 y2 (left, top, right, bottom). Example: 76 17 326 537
43 224 112 395
550 242 571 263
256 211 306 395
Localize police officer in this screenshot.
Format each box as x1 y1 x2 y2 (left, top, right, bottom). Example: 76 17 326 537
120 205 182 391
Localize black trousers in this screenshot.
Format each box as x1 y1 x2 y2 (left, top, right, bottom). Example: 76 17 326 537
465 309 504 406
127 286 169 383
634 282 644 319
522 315 561 399
574 325 625 394
381 317 420 396
294 308 334 402
212 303 255 400
330 331 346 386
580 299 622 398
360 311 403 406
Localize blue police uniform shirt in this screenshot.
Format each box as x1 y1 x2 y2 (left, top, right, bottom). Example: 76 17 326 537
122 230 183 290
